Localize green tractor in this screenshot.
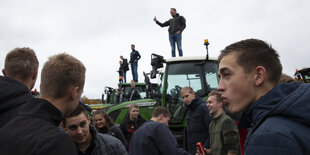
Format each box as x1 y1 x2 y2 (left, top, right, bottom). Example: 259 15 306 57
104 45 219 148
294 68 310 83
89 82 159 109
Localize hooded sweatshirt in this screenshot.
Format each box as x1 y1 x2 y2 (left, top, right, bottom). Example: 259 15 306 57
0 76 32 128
239 82 310 155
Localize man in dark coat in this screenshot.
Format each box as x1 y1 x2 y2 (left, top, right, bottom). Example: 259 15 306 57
0 53 86 155
217 38 310 155
130 107 190 155
63 104 127 155
129 44 141 82
120 103 146 149
154 8 186 57
180 86 212 154
124 81 140 101
120 55 129 83
0 47 39 128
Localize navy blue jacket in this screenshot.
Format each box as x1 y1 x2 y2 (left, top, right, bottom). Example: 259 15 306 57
0 76 32 128
129 50 141 63
239 82 310 155
129 120 190 155
186 97 212 154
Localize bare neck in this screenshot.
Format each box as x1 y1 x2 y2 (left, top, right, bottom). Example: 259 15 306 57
214 108 224 118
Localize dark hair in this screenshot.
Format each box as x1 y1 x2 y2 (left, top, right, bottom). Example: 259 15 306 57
152 107 171 118
62 104 87 127
171 8 177 12
93 109 115 132
219 38 282 85
4 47 39 79
208 90 223 103
131 44 135 47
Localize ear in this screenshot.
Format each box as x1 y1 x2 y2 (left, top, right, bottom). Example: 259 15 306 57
254 66 267 86
218 101 223 107
2 69 6 76
70 86 81 100
32 69 38 81
158 113 164 120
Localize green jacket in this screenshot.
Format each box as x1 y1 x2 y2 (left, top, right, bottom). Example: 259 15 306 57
209 112 241 155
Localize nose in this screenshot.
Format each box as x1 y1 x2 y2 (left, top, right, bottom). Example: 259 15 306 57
217 79 225 92
77 127 83 134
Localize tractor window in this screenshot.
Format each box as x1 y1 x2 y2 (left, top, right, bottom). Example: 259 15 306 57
165 61 219 123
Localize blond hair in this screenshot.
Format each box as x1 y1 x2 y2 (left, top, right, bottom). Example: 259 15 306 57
40 53 86 98
180 86 194 95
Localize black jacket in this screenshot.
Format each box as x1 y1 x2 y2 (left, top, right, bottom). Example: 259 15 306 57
97 124 128 149
120 114 146 144
0 76 32 128
121 58 129 71
156 13 186 34
0 98 78 155
129 120 190 155
186 97 212 154
125 88 141 101
80 125 127 155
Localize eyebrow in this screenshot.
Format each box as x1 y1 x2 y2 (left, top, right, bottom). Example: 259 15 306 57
218 67 229 75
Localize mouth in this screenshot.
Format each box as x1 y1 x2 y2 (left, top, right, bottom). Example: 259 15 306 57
76 135 86 141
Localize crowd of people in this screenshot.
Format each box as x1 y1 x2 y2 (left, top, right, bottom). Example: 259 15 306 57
0 9 309 154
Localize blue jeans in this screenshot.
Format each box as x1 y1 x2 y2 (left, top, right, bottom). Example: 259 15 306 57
169 33 183 57
131 62 138 82
122 70 127 83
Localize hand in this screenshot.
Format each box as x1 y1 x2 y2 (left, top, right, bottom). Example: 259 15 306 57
134 60 137 62
176 30 181 34
153 16 157 22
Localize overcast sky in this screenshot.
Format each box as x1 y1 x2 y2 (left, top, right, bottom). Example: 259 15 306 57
1 0 309 99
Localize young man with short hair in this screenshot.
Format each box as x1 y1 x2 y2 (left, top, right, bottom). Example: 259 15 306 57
217 38 310 154
63 104 127 155
205 90 241 155
120 103 145 147
180 86 212 154
0 47 39 127
154 8 186 57
129 44 141 82
130 107 190 155
0 53 85 155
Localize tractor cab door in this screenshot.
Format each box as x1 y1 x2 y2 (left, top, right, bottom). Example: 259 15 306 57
164 60 219 124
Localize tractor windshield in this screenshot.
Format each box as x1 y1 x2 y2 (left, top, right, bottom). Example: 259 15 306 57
165 60 219 123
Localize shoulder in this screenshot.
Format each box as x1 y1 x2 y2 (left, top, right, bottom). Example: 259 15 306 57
38 131 77 154
97 133 127 154
221 115 238 130
248 116 309 153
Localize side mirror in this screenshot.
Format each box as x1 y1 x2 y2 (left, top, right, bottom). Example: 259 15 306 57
151 53 165 79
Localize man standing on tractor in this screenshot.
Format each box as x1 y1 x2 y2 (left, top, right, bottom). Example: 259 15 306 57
154 8 186 57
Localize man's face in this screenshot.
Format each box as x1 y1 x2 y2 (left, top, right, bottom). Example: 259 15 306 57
131 82 136 88
206 95 221 116
65 113 90 145
170 9 176 17
217 53 256 113
93 114 106 129
129 107 139 120
131 45 135 50
181 91 195 105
